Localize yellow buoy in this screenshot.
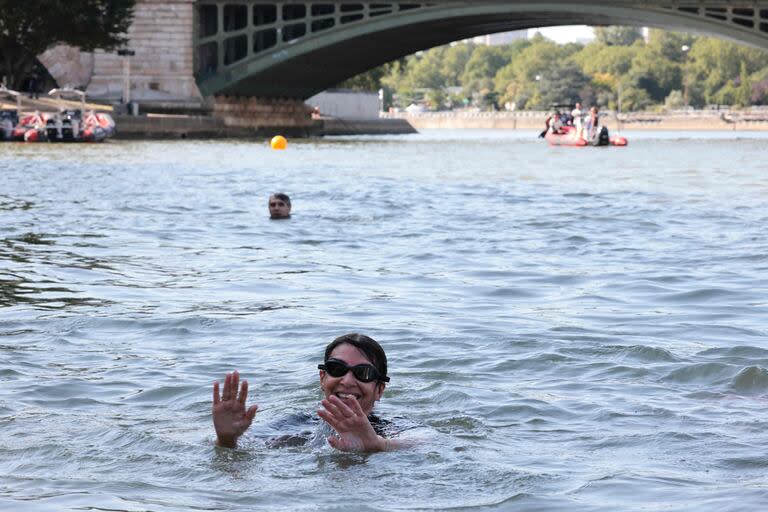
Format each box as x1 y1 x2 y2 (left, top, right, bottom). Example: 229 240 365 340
270 135 287 150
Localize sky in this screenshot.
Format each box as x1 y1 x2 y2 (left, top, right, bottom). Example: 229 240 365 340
528 25 595 44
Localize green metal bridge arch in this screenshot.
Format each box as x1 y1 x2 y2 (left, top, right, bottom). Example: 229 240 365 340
194 1 768 99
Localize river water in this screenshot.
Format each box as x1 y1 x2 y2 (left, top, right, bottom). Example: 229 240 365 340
1 130 767 511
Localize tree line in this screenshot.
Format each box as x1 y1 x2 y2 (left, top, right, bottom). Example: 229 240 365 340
342 27 768 112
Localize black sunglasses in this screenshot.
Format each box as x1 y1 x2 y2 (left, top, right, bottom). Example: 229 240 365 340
318 358 390 383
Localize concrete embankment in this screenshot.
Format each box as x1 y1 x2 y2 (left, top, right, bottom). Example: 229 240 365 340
112 114 416 139
317 117 417 135
113 114 234 139
384 111 768 132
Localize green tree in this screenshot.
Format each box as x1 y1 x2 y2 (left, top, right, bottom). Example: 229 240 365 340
735 61 752 107
493 35 574 108
536 60 590 109
461 45 509 99
711 81 738 106
338 61 402 91
0 0 135 89
441 43 475 87
424 88 447 110
403 48 447 91
664 90 685 109
593 26 644 46
617 84 653 111
687 37 768 106
752 68 768 104
376 28 768 112
628 49 682 103
645 29 696 63
573 42 638 78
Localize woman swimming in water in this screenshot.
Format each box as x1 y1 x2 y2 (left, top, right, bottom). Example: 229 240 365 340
213 333 403 452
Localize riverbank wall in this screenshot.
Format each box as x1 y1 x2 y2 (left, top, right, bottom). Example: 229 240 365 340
111 114 416 139
382 110 768 131
116 108 768 139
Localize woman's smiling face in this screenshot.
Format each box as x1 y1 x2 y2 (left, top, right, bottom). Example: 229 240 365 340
319 343 385 416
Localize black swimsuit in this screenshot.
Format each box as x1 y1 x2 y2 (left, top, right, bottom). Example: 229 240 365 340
259 412 404 448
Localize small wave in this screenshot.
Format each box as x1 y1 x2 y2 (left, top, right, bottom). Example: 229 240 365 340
121 384 199 404
728 366 768 395
0 197 34 211
590 365 653 379
662 362 735 384
656 288 742 304
698 345 768 359
486 287 538 298
618 345 680 363
482 403 558 425
429 415 486 436
487 352 578 373
10 233 56 245
563 192 596 198
684 390 728 400
719 455 768 469
30 397 110 408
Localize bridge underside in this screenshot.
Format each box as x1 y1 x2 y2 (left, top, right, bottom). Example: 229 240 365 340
194 1 768 100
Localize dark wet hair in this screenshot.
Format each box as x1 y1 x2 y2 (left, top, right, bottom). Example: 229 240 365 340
324 333 388 382
272 193 291 206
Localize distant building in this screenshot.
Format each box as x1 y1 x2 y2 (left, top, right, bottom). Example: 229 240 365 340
528 26 595 44
306 89 381 119
471 31 527 46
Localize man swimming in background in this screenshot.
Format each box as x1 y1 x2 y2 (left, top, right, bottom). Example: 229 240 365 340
268 193 291 219
213 333 405 452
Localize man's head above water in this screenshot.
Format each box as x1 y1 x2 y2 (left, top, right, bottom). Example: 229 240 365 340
268 193 291 219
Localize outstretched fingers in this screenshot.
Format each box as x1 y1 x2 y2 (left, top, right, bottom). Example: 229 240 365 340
212 371 259 449
213 371 249 407
230 371 240 401
221 372 232 401
337 394 364 416
327 395 356 418
238 379 249 405
317 407 340 430
245 404 258 424
320 398 341 418
319 396 365 434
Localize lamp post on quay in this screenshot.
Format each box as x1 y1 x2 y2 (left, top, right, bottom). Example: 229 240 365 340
681 45 691 108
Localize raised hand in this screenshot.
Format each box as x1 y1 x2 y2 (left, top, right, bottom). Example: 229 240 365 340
318 395 386 452
213 371 258 448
